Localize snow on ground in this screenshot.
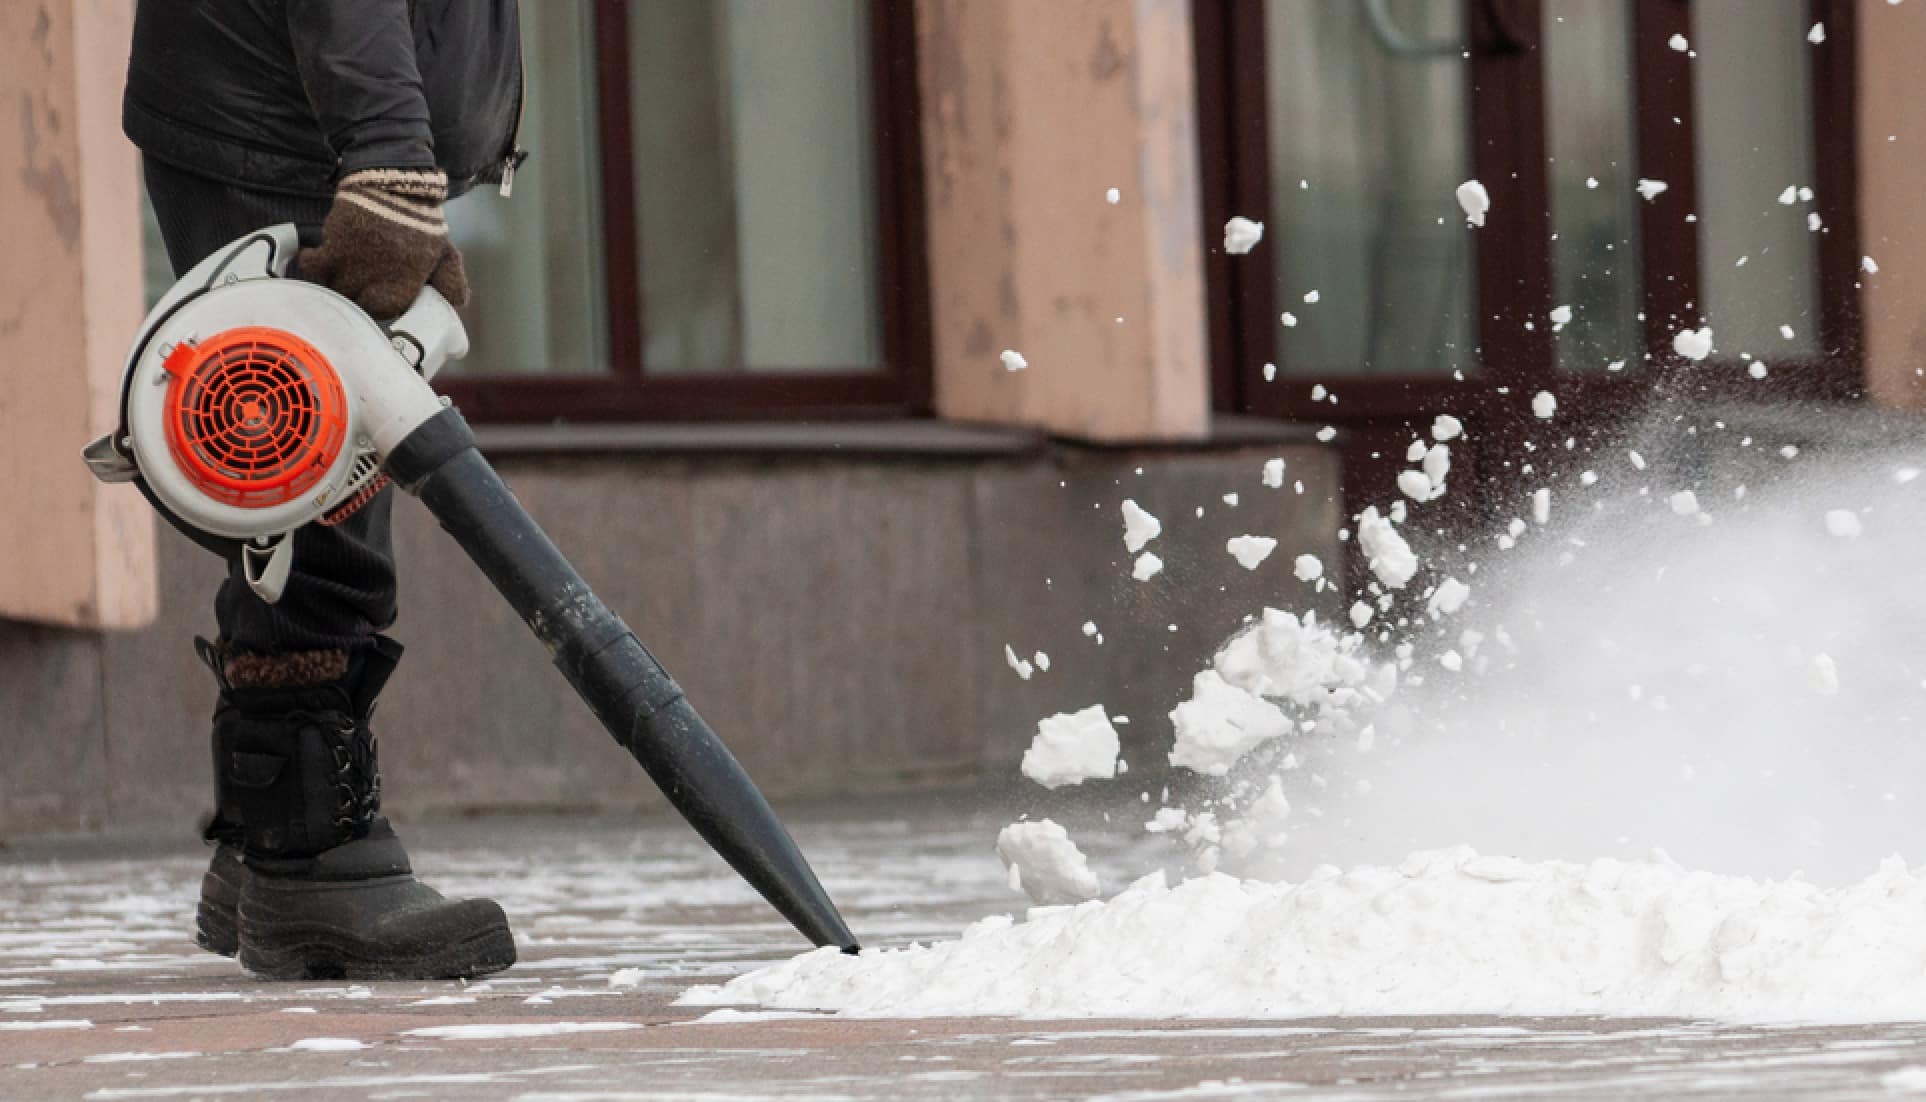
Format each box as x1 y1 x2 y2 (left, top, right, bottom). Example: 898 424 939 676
684 846 1926 1021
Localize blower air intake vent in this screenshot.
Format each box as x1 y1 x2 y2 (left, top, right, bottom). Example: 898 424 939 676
161 327 348 509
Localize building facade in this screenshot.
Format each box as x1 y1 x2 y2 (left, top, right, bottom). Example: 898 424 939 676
2 0 1920 836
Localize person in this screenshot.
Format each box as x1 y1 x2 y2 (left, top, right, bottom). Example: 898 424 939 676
123 0 525 981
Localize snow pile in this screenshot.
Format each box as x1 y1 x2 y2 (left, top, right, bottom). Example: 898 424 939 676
996 820 1101 905
683 847 1926 1021
1021 705 1120 788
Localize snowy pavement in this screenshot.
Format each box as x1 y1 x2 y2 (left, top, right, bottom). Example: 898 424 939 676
10 802 1926 1100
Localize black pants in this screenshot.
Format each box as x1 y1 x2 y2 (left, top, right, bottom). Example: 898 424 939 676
143 157 399 656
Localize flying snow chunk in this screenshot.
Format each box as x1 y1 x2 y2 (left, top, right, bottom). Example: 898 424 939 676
1809 212 1824 233
1636 178 1670 200
1262 458 1286 488
1749 362 1769 380
1809 22 1826 43
1407 439 1428 463
1227 536 1279 571
1532 488 1551 525
1132 552 1164 581
1668 33 1690 52
1440 650 1465 672
996 820 1101 905
1349 601 1374 629
1397 470 1433 502
1669 490 1701 517
1432 414 1464 442
1292 553 1323 582
1022 705 1121 789
1263 362 1278 381
1000 349 1028 372
1673 326 1714 361
1168 671 1293 776
1315 426 1337 443
1004 644 1035 681
1224 216 1265 255
1455 179 1490 227
1423 445 1451 488
1106 187 1121 205
1121 499 1162 553
1427 576 1471 617
1549 305 1572 326
1780 325 1796 340
1864 255 1881 274
1826 509 1863 538
1280 312 1298 328
1357 507 1418 589
1811 653 1841 696
1629 450 1647 471
1779 185 1800 205
1532 390 1557 420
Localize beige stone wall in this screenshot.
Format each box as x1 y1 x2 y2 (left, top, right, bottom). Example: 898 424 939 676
1859 0 1926 408
0 0 155 628
917 0 1211 442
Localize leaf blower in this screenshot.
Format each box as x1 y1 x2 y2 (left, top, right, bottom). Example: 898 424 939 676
83 225 858 953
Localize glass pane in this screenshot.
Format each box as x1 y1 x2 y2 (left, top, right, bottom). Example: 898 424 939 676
629 0 882 375
1545 0 1642 372
1265 0 1475 378
446 1 609 377
1691 0 1821 359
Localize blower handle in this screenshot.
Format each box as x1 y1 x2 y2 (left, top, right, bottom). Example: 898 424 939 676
384 287 470 382
384 408 859 953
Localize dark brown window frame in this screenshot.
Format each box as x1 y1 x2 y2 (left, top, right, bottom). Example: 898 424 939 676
1195 0 1864 435
444 0 933 424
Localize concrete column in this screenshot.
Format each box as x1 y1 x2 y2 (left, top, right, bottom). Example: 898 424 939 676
0 0 154 628
1859 0 1926 408
917 0 1211 442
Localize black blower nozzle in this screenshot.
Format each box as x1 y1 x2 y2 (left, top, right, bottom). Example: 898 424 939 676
386 409 857 953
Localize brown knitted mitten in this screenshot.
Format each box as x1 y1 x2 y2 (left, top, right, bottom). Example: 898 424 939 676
297 168 469 321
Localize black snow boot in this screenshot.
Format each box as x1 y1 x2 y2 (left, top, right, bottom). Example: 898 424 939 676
194 636 516 980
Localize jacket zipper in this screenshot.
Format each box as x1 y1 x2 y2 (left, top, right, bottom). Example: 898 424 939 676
499 27 527 197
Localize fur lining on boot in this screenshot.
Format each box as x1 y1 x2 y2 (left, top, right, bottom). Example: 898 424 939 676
223 649 350 690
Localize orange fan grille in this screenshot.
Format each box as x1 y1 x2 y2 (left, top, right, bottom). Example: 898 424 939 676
161 327 348 509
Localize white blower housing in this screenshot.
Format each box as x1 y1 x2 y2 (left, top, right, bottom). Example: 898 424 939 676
85 225 466 601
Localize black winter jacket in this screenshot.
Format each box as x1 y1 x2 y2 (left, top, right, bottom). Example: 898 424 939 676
124 0 523 200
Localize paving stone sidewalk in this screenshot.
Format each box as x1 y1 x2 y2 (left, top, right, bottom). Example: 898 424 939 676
7 801 1926 1100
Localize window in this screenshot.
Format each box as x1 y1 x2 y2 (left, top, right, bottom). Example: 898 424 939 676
1196 0 1863 438
429 0 931 421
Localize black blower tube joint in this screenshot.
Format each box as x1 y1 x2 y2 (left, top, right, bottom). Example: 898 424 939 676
386 408 858 953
